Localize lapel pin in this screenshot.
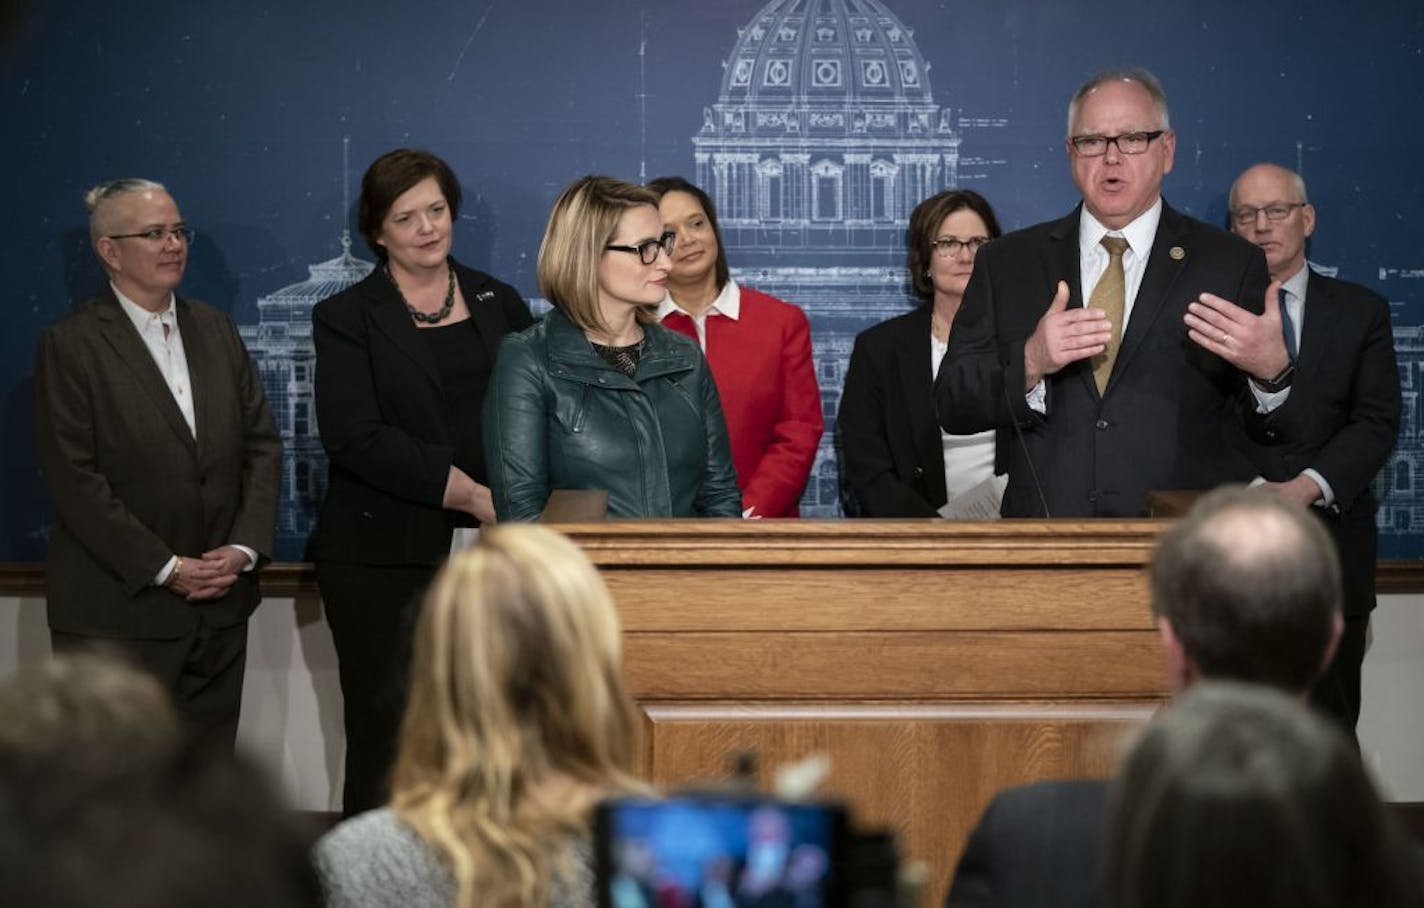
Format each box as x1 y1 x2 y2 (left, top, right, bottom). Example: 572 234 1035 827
475 290 495 301
1169 246 1186 261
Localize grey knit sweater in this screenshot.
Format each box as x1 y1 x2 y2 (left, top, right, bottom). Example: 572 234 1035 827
314 808 593 908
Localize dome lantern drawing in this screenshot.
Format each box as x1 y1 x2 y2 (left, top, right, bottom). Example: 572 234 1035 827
239 231 373 549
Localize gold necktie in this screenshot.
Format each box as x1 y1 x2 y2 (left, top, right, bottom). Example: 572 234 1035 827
1091 235 1129 394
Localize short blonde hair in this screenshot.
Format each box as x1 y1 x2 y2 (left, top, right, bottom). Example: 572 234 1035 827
537 175 660 336
391 524 644 908
83 178 168 244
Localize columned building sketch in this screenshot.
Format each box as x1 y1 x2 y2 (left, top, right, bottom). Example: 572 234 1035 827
1376 319 1422 536
239 233 373 556
692 0 975 515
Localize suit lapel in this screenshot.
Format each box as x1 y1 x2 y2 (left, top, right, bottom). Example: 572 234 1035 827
1110 202 1190 391
94 292 197 455
1044 209 1097 399
457 266 509 362
176 297 219 456
367 268 445 396
1296 270 1339 390
897 305 946 506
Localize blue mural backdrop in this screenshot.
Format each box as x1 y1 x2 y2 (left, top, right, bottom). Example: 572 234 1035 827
4 0 1422 560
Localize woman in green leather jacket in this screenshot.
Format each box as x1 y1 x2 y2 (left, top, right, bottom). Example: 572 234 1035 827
484 176 743 520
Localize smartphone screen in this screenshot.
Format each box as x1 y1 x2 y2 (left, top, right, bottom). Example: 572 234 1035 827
594 795 846 908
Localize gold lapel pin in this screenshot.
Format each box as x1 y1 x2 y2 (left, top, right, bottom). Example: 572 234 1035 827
1169 246 1186 261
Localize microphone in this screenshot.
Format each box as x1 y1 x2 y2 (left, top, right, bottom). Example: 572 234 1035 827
1001 367 1052 519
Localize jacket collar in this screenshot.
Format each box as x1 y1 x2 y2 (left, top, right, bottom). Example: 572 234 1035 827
1297 269 1341 390
897 302 948 506
544 308 696 385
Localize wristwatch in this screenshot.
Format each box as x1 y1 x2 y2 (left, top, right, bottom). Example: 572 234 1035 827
1252 362 1295 394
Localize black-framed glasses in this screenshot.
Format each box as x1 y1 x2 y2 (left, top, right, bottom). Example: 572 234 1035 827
1068 130 1166 157
107 225 195 244
605 231 676 265
1230 203 1307 226
932 236 990 258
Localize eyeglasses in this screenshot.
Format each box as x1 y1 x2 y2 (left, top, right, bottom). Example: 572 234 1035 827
1230 203 1307 226
605 231 676 265
1068 130 1166 157
932 236 989 258
107 226 196 244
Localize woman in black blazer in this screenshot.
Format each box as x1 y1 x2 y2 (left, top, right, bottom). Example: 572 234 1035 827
311 149 532 815
838 190 1001 517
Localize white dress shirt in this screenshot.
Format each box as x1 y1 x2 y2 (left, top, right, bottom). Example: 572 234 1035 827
932 333 997 500
115 286 196 436
656 278 741 351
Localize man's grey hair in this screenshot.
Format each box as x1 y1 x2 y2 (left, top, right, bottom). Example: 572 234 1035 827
85 178 167 242
1229 163 1309 208
1067 68 1171 136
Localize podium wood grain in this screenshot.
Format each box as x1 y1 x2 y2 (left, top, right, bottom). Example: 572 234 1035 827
555 520 1170 908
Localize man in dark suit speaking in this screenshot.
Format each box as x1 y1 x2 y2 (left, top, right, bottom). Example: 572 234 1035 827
35 179 281 747
936 70 1279 517
1188 163 1401 732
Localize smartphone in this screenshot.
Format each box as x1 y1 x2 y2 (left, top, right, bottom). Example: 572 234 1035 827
594 793 848 908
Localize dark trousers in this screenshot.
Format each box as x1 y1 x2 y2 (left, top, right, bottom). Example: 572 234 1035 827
316 561 433 817
50 622 249 751
1309 613 1369 739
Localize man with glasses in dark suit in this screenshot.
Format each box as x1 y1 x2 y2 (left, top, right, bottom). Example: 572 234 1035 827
936 69 1279 518
1187 162 1401 734
35 178 281 748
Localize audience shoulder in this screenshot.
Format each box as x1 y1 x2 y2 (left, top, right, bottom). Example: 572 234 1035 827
315 808 454 906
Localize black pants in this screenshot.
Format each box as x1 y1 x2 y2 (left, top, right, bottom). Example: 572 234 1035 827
1309 613 1369 740
316 561 434 817
50 622 249 751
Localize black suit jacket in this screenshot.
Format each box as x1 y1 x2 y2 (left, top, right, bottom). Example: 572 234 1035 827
838 304 948 516
936 202 1270 517
945 779 1109 908
35 290 281 638
310 260 532 566
1245 271 1401 616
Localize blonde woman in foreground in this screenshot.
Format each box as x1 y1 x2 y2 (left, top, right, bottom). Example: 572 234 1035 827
315 524 645 908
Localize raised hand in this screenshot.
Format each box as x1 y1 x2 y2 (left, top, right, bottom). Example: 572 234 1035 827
1023 281 1113 389
1184 280 1290 381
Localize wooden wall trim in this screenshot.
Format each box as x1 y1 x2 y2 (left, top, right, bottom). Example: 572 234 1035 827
641 701 1163 722
557 519 1162 566
4 520 1424 593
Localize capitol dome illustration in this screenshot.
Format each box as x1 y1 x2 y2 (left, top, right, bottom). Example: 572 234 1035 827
696 0 959 248
239 232 373 553
687 0 966 514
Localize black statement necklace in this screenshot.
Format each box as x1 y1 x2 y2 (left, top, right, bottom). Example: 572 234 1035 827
591 337 645 378
387 262 456 325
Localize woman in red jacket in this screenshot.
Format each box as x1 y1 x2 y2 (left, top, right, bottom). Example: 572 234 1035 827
647 176 823 518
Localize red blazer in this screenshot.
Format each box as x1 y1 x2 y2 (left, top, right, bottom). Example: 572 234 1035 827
662 285 823 517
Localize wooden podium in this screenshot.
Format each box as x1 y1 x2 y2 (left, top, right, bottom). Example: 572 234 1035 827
557 519 1171 907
